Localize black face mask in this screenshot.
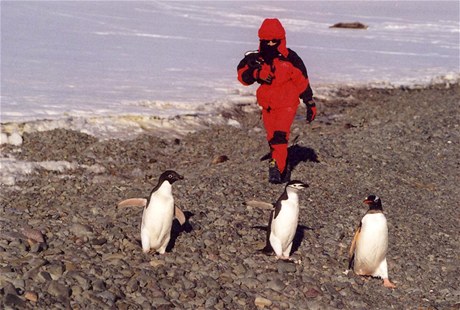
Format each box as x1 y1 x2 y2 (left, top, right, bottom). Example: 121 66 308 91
260 40 281 64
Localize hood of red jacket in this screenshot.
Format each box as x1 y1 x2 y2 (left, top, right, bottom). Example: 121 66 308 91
258 18 288 57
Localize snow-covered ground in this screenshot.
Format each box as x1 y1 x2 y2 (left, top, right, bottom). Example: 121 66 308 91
1 1 459 185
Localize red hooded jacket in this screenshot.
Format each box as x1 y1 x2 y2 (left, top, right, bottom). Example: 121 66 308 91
237 18 313 110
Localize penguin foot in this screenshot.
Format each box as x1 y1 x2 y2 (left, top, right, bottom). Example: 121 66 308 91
383 278 396 289
277 256 301 264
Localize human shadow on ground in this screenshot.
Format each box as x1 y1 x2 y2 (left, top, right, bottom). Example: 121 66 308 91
260 141 319 172
253 224 315 257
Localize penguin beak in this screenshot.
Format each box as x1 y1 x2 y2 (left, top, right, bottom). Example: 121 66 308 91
363 199 372 205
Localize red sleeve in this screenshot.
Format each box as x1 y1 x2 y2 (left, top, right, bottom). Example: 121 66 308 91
237 52 260 86
291 66 309 95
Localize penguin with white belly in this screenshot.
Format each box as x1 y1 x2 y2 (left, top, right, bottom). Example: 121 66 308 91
348 195 396 288
263 180 308 261
118 170 185 254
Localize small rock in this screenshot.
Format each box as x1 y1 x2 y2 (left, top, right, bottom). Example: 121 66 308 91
11 278 25 292
212 155 229 164
46 263 65 280
255 296 273 308
91 237 107 246
97 290 117 303
71 285 83 296
304 287 322 298
4 293 26 308
277 260 297 273
47 280 70 300
70 223 94 238
205 296 218 308
126 277 139 293
151 297 172 307
29 242 42 253
3 282 17 295
37 271 52 282
24 291 38 303
68 272 91 290
64 262 77 272
21 227 45 243
239 277 260 289
149 259 165 268
92 279 106 292
266 279 285 292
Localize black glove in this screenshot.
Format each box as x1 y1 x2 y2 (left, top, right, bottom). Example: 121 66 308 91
306 101 317 123
245 51 262 69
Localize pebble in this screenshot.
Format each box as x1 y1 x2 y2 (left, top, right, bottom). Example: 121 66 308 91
4 293 26 308
24 291 39 303
70 223 94 238
277 260 297 273
3 282 17 295
255 296 273 308
266 279 286 292
46 263 65 280
47 281 70 300
37 271 52 282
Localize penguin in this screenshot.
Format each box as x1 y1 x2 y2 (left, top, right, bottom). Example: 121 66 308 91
263 180 308 261
118 170 184 254
348 195 396 288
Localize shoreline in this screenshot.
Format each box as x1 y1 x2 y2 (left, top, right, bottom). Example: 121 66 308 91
2 73 459 143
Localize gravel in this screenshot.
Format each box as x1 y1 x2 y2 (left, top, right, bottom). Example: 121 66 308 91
1 82 459 309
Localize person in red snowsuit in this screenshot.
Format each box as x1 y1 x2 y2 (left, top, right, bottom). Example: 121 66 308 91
237 18 317 184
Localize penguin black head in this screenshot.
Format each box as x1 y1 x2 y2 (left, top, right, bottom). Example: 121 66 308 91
363 195 382 210
159 170 184 185
286 180 309 190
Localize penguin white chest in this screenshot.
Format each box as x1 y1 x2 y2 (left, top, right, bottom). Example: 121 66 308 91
272 196 299 248
141 182 175 253
355 213 388 273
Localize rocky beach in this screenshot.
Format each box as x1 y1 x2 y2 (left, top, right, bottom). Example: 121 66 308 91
1 82 459 309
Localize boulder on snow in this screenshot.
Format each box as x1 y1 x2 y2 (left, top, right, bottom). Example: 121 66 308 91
330 22 368 29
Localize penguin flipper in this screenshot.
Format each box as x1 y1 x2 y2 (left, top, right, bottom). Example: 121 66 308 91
244 200 274 210
175 207 186 225
118 198 147 208
348 223 361 269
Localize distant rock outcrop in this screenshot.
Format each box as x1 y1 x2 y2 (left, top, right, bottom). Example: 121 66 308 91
330 22 368 29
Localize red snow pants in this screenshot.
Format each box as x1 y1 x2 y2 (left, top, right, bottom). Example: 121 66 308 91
262 105 298 173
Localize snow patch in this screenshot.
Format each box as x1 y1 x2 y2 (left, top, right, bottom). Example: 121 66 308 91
0 156 106 187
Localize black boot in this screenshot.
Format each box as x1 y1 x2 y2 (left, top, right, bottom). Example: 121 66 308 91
280 161 291 183
268 159 282 184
